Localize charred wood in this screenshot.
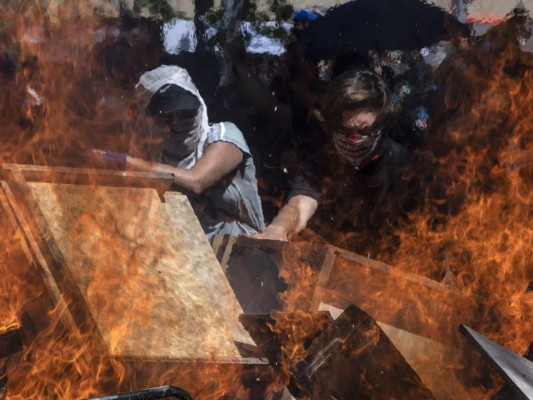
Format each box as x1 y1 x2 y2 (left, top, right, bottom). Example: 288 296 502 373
85 385 193 400
0 324 22 360
213 236 330 313
239 312 333 364
290 305 435 400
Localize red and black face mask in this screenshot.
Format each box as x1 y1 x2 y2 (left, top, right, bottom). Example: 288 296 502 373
332 128 382 169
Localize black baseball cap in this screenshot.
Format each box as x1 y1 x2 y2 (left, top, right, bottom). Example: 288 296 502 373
146 84 201 116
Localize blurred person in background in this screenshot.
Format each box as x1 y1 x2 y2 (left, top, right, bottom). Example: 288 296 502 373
292 9 319 36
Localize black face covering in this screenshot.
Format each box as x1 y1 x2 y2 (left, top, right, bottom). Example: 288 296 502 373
146 84 202 166
155 110 202 163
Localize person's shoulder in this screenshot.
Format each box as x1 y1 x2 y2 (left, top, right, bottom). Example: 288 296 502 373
206 122 251 156
221 121 245 138
208 122 244 138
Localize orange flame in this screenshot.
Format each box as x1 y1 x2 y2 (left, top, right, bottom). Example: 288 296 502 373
269 17 532 399
0 2 531 399
0 3 262 399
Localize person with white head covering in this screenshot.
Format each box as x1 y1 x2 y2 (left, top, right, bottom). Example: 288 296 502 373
95 65 265 240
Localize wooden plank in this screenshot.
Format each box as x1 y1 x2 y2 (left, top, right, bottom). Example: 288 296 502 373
0 180 91 366
212 236 331 313
214 238 481 344
0 181 39 277
318 246 481 343
163 194 254 342
319 303 465 400
0 181 63 308
330 246 459 293
1 164 175 198
2 169 108 356
21 180 256 362
310 247 336 310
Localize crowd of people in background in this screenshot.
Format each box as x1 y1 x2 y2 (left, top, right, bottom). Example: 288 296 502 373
1 3 531 254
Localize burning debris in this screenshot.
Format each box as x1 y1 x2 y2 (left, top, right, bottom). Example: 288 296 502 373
0 0 531 399
87 385 193 400
289 305 435 400
460 325 533 400
214 236 531 398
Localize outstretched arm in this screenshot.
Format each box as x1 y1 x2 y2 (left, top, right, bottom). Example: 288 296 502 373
254 195 318 241
125 141 244 195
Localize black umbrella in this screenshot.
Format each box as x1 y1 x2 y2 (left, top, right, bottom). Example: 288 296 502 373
300 0 470 60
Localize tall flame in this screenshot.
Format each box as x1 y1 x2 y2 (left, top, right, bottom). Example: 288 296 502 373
0 2 531 399
271 16 532 399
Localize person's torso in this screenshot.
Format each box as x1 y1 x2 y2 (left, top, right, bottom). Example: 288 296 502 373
307 134 412 232
176 122 265 237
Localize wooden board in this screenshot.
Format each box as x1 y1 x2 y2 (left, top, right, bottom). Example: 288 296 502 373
319 247 480 343
1 163 175 198
212 236 480 344
2 165 258 363
212 236 330 313
0 181 79 338
319 303 465 400
29 183 254 361
212 237 480 398
291 305 436 400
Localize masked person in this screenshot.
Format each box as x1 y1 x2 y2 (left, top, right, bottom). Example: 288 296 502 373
95 65 265 240
256 70 411 243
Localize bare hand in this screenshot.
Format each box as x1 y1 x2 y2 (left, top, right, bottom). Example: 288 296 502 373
248 225 289 241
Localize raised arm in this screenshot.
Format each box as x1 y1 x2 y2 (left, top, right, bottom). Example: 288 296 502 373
254 194 318 241
125 141 243 195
